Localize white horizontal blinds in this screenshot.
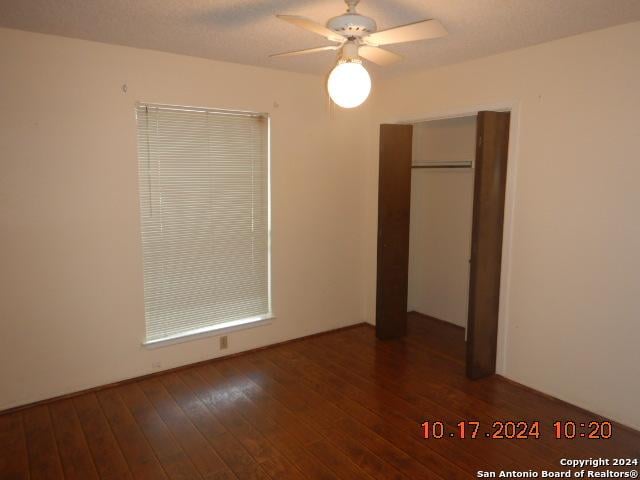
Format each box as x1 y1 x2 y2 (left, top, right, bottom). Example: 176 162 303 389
136 104 270 343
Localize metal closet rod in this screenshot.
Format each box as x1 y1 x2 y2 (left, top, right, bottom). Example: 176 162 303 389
412 161 473 169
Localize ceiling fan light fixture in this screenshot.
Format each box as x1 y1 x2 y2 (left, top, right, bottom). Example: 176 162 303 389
327 59 371 109
272 0 448 109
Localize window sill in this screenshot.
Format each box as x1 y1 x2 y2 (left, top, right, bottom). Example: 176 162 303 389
142 314 274 349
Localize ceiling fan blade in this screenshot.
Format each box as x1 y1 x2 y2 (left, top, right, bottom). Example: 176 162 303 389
270 45 340 58
276 15 345 42
358 46 403 66
364 19 447 46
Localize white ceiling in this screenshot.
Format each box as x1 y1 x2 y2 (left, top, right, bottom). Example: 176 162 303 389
2 0 640 78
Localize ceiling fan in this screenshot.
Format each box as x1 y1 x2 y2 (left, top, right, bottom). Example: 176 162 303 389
270 0 448 108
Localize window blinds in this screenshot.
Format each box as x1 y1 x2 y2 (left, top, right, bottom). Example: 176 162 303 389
136 104 270 344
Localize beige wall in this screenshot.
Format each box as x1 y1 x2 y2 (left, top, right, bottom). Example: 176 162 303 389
0 27 370 410
363 22 640 429
408 118 475 327
2 21 639 432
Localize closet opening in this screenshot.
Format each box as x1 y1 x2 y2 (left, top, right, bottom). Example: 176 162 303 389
376 111 511 379
407 116 476 364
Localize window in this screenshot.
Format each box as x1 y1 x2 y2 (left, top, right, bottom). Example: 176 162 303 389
136 103 271 345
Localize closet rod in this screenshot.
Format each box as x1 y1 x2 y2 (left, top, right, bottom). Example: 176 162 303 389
412 162 473 169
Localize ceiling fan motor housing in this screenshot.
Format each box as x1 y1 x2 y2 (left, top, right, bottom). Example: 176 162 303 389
327 13 377 38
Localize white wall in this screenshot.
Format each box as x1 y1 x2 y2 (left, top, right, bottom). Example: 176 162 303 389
362 22 640 429
0 28 370 411
408 118 475 326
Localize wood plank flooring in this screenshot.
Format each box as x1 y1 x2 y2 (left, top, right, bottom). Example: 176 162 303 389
1 314 639 479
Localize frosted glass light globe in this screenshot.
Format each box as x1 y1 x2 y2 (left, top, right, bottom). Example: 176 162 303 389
327 61 371 109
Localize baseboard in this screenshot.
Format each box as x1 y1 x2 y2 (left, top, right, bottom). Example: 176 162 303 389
0 322 368 416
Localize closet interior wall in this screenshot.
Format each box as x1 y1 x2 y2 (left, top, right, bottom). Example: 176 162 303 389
408 116 477 328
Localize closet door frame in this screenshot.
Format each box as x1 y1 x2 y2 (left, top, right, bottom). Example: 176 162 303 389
375 103 518 379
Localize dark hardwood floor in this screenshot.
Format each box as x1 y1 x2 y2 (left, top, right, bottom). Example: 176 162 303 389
1 314 639 479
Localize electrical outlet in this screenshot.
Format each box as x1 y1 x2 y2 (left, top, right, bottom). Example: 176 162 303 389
151 361 162 370
220 335 228 350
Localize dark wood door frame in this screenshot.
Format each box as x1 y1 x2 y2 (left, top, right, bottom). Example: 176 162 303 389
375 111 512 380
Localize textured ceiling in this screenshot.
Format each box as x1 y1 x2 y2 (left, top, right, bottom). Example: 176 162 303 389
2 0 640 78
